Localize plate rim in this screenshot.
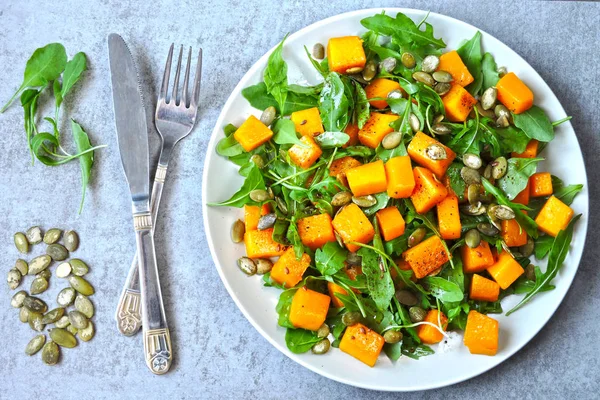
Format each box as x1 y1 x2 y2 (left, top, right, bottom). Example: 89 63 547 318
201 7 590 391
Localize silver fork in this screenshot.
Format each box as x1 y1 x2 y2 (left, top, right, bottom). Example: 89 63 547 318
115 44 202 337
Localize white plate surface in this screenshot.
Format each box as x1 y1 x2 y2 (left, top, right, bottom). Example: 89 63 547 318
202 8 589 391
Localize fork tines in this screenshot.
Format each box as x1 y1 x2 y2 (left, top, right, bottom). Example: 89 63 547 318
159 44 202 108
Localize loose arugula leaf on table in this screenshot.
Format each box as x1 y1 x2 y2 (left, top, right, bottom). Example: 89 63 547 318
315 242 347 276
423 277 464 303
506 215 581 315
263 36 289 114
361 13 446 49
315 132 350 148
71 120 97 213
56 52 87 110
208 163 266 207
319 72 350 132
512 105 554 142
285 328 322 354
552 175 584 205
481 52 500 91
497 157 544 200
456 31 483 95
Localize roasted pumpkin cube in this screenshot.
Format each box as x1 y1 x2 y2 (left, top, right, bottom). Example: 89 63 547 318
410 167 448 214
511 140 538 158
469 274 500 302
487 250 524 289
327 281 348 308
288 135 323 169
233 115 274 151
464 310 499 356
403 235 450 279
501 218 528 247
535 195 574 237
437 194 461 240
376 207 406 241
343 123 359 147
346 160 388 197
385 156 415 198
270 248 311 288
339 323 385 367
244 228 287 258
437 50 474 87
461 241 495 274
332 203 375 252
407 131 456 178
289 286 331 331
530 172 553 197
496 72 534 114
442 84 477 122
358 112 399 148
244 204 270 231
290 107 324 137
512 182 530 205
329 156 362 187
297 213 336 250
417 310 448 344
327 36 366 74
365 78 402 109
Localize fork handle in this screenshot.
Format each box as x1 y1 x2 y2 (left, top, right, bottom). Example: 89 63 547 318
115 163 168 335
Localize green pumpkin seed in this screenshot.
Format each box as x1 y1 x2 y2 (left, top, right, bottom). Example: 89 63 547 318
361 60 378 82
497 66 507 77
11 290 27 308
63 230 79 252
43 228 62 244
28 312 45 332
42 308 65 325
352 194 377 208
433 82 451 96
15 259 28 275
477 223 500 236
461 167 481 185
475 102 496 119
68 310 88 329
433 114 444 124
311 338 330 355
30 276 49 295
342 311 362 326
395 289 418 306
75 294 94 318
312 43 325 60
525 264 536 281
19 306 31 323
481 87 498 110
49 328 77 348
14 232 29 254
384 329 403 344
57 287 76 307
250 154 265 169
28 255 51 275
426 144 447 160
431 123 452 135
491 157 508 179
237 257 256 275
467 184 481 205
26 226 43 244
461 202 487 216
68 276 95 295
259 106 276 127
520 238 535 258
409 113 420 132
346 252 361 266
249 189 270 202
37 269 51 280
412 71 434 86
257 213 277 230
409 306 427 323
387 89 403 100
380 57 397 73
432 70 453 83
274 197 288 215
382 131 401 149
46 243 69 261
41 341 60 365
317 323 330 339
496 114 510 128
79 321 94 342
492 204 515 220
69 259 89 276
255 259 273 275
231 220 245 244
408 227 426 248
7 269 22 290
56 262 72 278
55 316 70 328
67 325 78 335
494 104 510 119
334 230 344 248
465 229 481 248
25 334 46 356
421 55 439 73
463 153 482 169
331 191 352 207
400 52 416 69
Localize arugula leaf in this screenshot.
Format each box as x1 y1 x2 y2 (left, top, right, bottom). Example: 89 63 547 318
552 175 583 205
534 235 554 260
58 52 87 107
401 335 434 360
21 89 42 162
498 157 543 200
376 141 407 163
216 124 245 157
506 215 581 315
264 36 288 114
362 192 390 216
361 13 445 49
358 245 395 311
456 31 483 95
315 242 347 275
319 72 350 132
315 132 349 148
481 52 500 91
276 289 297 328
241 82 318 115
423 277 464 303
209 163 265 207
272 118 304 146
354 81 370 129
285 328 322 354
385 234 408 257
286 219 304 260
70 120 96 213
513 106 554 142
445 163 466 201
303 45 328 77
2 43 67 112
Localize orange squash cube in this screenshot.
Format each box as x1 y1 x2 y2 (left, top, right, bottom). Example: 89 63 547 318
343 123 359 147
346 160 388 197
376 207 406 241
332 204 375 252
270 248 311 288
244 204 270 231
487 251 524 289
437 50 474 87
290 107 324 137
327 281 348 308
329 156 362 187
327 36 366 74
511 140 538 158
417 310 448 344
530 172 553 197
233 115 274 151
385 156 415 198
496 72 534 114
410 167 449 214
403 236 450 279
501 218 528 247
513 182 530 205
407 131 456 178
461 241 495 274
469 274 500 302
464 311 499 356
297 213 336 250
339 323 385 367
442 84 477 122
535 195 574 237
437 194 461 240
244 228 287 258
358 112 399 148
288 135 322 169
289 286 331 331
365 78 402 109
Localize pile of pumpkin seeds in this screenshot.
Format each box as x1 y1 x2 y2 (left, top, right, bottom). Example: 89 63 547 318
8 227 96 365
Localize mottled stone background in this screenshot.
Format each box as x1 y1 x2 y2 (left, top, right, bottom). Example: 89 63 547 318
0 0 598 399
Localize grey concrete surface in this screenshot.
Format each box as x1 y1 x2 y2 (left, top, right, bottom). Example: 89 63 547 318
0 0 598 398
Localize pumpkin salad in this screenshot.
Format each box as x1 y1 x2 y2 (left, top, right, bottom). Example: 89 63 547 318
210 11 583 367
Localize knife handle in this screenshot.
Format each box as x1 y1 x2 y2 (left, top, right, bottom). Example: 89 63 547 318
115 164 168 335
134 211 172 375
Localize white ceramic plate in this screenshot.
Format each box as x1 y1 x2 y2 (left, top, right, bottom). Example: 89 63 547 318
202 8 589 391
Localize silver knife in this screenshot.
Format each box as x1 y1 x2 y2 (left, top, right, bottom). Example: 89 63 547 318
107 33 172 375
